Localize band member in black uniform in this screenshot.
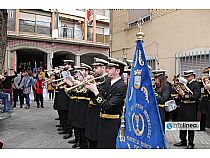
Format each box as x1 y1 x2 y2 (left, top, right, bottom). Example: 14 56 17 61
53 60 74 139
85 58 110 149
85 58 127 149
174 70 201 149
198 76 210 131
152 69 172 130
170 74 181 121
67 63 92 149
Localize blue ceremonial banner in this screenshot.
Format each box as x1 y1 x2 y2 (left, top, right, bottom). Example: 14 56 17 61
116 40 166 149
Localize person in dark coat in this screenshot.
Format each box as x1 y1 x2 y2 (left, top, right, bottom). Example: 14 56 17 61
67 63 92 149
198 76 210 131
85 58 110 149
54 60 74 140
152 69 172 131
174 70 201 149
85 58 127 149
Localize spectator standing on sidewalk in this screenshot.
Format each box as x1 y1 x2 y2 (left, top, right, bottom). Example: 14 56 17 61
47 74 55 101
12 70 27 108
32 72 37 101
35 74 44 108
23 70 35 109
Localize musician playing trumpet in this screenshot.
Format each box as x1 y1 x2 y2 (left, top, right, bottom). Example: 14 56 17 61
53 60 74 140
174 70 201 149
85 58 110 149
67 63 92 148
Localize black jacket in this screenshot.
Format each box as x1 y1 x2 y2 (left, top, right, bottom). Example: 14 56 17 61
155 83 172 105
177 80 201 121
93 78 127 148
85 76 110 140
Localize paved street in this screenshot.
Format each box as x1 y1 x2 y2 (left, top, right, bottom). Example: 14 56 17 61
1 98 210 149
0 99 74 149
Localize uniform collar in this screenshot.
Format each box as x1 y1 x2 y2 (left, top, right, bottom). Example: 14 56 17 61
188 79 196 84
111 77 121 86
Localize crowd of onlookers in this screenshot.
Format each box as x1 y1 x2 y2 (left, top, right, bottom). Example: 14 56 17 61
0 65 56 113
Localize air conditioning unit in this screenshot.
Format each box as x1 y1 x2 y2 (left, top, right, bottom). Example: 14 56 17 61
52 29 58 39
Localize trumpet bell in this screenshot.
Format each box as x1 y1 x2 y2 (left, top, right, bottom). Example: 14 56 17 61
165 100 177 112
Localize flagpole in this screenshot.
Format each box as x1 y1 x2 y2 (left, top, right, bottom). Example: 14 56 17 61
119 18 145 143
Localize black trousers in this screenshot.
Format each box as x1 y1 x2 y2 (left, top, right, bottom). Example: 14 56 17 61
179 130 195 144
80 128 87 148
73 127 87 148
13 89 24 107
58 110 72 133
200 113 207 130
36 93 43 107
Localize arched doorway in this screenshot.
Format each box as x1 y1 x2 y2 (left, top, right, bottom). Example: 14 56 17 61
16 49 47 73
80 53 108 66
52 51 76 67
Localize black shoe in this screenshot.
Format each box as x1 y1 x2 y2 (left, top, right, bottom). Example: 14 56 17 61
41 106 44 108
57 127 63 131
55 124 61 127
174 141 187 147
55 118 60 121
186 144 195 149
63 133 72 139
58 130 67 135
72 141 80 148
20 105 23 108
68 139 76 144
37 106 39 108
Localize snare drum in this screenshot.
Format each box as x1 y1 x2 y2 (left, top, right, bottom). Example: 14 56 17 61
165 100 177 112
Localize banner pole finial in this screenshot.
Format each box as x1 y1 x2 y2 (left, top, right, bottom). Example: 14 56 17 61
136 18 145 42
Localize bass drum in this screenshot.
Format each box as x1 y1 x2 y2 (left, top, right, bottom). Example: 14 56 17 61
165 100 177 112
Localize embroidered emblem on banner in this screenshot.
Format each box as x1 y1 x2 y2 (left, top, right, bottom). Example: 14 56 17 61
132 113 144 137
141 86 149 103
134 70 142 89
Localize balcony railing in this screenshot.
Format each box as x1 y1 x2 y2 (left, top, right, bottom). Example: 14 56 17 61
59 26 74 38
19 19 51 36
58 27 84 40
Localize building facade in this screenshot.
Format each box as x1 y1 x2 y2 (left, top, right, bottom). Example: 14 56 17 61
5 9 110 72
110 9 210 80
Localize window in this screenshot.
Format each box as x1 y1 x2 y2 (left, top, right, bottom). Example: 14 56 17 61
146 56 158 70
176 50 210 78
96 9 106 16
96 27 104 35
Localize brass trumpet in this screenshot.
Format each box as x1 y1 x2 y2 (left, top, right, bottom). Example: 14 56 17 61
172 75 193 95
172 82 193 94
65 73 108 92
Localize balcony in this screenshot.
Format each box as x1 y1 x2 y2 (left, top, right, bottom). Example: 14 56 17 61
19 19 51 36
58 26 84 40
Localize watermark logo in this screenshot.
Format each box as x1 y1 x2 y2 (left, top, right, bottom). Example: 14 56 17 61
165 122 200 131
